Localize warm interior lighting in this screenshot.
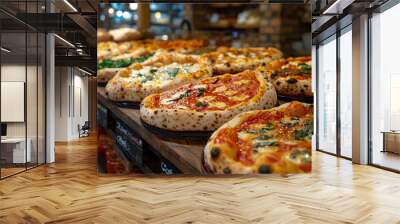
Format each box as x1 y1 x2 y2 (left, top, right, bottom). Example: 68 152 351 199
155 12 161 20
63 0 78 12
54 34 75 48
129 3 138 10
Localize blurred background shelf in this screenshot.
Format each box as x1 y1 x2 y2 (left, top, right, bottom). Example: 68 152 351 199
98 3 311 56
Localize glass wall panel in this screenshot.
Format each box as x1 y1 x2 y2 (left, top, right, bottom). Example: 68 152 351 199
0 17 28 177
317 36 337 154
371 4 400 171
339 27 352 158
0 0 46 178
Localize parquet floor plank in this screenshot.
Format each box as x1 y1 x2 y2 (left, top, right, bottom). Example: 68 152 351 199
0 135 400 223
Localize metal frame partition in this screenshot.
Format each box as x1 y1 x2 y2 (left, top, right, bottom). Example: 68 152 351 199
367 0 400 173
315 21 353 160
0 0 48 180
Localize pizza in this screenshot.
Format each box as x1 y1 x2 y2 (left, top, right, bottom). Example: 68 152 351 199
203 101 313 174
140 70 277 131
257 56 312 97
202 47 282 75
97 49 154 84
109 28 142 42
97 41 119 62
97 29 112 42
97 40 208 83
105 54 212 102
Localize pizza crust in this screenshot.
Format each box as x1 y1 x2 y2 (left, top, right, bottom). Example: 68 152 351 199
109 28 142 42
140 72 277 131
273 77 312 97
97 68 121 83
257 57 313 97
97 29 112 42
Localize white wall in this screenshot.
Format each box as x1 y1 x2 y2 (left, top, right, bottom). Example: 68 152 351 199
1 63 46 164
1 65 34 138
54 67 89 141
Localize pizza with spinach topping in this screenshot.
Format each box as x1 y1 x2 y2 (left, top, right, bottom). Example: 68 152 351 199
105 54 212 103
203 101 313 174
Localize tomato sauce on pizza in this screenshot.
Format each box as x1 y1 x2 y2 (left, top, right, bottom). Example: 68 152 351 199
149 70 261 111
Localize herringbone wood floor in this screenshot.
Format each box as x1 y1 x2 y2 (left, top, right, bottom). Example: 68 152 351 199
1 135 400 224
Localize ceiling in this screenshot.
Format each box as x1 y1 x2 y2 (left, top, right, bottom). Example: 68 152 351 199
0 0 97 73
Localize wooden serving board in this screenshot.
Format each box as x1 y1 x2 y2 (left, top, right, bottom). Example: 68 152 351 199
141 120 212 142
98 87 204 174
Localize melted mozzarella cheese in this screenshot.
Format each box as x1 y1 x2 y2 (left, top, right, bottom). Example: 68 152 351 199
233 80 250 86
214 86 227 93
238 132 253 141
224 90 237 96
208 101 226 109
199 96 215 102
161 90 188 105
128 63 199 86
176 105 189 110
230 95 248 101
193 84 207 90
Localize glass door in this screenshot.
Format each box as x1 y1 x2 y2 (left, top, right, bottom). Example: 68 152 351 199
0 0 46 179
317 35 337 155
370 3 400 172
0 25 28 178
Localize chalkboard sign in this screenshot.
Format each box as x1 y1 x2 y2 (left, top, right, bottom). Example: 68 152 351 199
115 133 143 166
97 104 108 129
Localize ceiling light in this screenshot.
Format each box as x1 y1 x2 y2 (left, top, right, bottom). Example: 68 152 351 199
323 0 341 14
116 10 123 17
155 12 161 20
1 47 11 53
108 8 114 15
129 3 138 10
322 0 354 15
63 0 78 12
123 11 131 20
54 34 75 48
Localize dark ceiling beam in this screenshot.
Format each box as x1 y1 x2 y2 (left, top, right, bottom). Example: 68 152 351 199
86 0 98 12
55 55 96 70
12 13 83 32
68 14 97 46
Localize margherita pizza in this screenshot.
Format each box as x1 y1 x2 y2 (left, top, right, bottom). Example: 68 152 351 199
257 56 312 97
203 101 313 174
203 47 282 75
105 54 212 102
140 70 277 131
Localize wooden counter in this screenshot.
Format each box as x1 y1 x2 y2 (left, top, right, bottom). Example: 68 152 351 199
97 87 204 174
